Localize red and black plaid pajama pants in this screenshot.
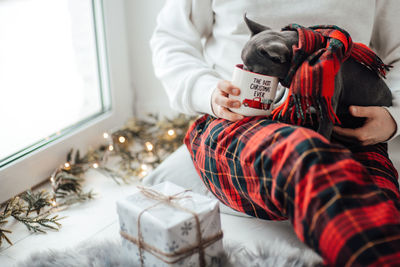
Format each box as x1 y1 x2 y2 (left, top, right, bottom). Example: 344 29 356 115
184 115 400 266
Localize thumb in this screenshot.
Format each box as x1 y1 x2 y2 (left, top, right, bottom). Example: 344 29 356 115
349 105 374 118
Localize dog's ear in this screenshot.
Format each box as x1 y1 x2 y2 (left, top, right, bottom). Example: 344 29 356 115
258 43 290 64
244 13 271 36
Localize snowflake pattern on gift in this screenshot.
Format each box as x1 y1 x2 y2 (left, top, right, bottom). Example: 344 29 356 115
135 250 146 261
211 256 222 266
120 222 127 232
177 258 185 266
166 240 179 253
180 221 193 236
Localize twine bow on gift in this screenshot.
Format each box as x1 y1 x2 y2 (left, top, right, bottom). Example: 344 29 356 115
119 186 223 267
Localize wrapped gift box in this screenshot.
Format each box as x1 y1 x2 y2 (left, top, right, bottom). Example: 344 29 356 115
116 181 223 267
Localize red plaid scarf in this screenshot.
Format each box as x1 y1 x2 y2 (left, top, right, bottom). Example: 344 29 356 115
271 24 391 125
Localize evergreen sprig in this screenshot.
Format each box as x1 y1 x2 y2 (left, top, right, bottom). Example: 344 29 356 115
12 213 62 234
0 215 12 246
0 196 63 246
20 190 52 216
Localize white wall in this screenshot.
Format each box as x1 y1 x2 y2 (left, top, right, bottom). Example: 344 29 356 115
124 0 178 118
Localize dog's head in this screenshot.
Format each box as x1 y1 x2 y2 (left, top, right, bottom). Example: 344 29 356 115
241 15 298 79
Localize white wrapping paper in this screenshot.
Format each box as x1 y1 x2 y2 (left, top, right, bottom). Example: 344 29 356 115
116 181 223 267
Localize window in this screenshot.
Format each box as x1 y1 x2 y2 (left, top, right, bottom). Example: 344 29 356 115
0 0 133 203
0 0 109 166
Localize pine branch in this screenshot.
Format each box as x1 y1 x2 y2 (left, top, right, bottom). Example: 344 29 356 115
20 190 52 216
12 213 62 233
54 172 84 195
0 217 13 246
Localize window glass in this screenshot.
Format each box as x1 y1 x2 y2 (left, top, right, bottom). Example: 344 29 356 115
0 0 109 166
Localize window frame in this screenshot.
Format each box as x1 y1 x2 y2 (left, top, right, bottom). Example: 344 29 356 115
0 0 133 203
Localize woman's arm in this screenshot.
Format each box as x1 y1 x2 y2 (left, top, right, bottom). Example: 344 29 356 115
370 0 400 139
150 0 220 116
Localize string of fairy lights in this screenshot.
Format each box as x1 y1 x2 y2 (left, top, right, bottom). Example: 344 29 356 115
0 114 194 247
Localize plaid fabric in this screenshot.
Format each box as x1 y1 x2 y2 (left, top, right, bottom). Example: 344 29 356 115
184 115 400 266
273 24 392 126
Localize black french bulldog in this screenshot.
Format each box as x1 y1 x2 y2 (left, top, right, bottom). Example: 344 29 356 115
241 15 392 140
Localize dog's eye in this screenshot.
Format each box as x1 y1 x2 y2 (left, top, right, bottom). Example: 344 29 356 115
258 49 283 64
259 49 269 57
270 56 282 64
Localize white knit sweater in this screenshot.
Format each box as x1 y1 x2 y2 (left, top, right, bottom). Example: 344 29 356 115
150 0 400 138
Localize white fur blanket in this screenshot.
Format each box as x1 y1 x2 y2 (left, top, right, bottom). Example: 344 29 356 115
16 238 322 267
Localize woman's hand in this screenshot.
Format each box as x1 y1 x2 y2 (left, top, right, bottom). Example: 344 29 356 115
333 105 397 145
211 80 244 121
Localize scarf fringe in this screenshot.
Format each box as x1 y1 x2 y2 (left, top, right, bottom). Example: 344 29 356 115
272 95 341 125
352 43 392 78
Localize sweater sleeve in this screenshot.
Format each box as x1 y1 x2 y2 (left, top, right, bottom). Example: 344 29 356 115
150 0 220 116
370 0 400 140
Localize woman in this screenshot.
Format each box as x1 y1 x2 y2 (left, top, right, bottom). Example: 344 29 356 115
150 0 400 265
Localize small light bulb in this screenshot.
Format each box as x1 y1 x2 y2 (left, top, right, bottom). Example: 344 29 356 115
108 145 114 151
141 164 148 171
167 129 175 136
145 142 154 152
139 170 148 178
51 200 57 207
103 132 109 139
119 136 126 143
92 163 99 169
64 162 71 168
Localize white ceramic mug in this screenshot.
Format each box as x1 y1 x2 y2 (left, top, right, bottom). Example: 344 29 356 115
229 64 279 116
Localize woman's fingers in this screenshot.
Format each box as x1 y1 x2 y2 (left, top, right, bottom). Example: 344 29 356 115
214 93 241 109
211 81 244 121
215 80 241 108
217 80 241 96
214 104 244 121
332 106 397 145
